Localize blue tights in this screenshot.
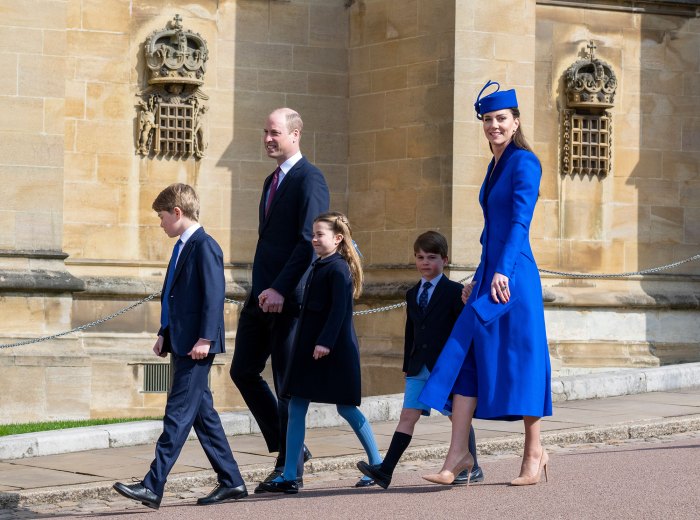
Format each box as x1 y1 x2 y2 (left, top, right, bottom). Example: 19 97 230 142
281 396 382 481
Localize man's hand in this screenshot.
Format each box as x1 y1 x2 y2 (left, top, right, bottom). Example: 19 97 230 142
188 339 211 360
258 288 284 313
153 336 167 357
461 280 477 304
313 345 330 360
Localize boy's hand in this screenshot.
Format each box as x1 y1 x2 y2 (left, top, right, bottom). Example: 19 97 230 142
188 339 211 360
313 345 330 360
461 281 476 304
259 288 284 313
153 336 167 357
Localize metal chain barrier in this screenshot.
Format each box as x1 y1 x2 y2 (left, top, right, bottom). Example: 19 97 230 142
1 254 697 349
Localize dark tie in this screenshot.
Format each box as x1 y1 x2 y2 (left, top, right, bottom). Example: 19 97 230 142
418 281 432 312
160 239 182 329
265 167 281 217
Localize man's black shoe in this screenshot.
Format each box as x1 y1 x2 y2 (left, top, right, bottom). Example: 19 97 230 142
259 479 299 494
354 477 376 488
356 461 391 489
254 470 303 493
113 482 161 510
453 465 485 485
303 445 313 463
196 484 248 505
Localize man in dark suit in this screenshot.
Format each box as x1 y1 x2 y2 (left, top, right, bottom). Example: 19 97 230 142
230 108 330 492
358 231 483 488
113 184 247 509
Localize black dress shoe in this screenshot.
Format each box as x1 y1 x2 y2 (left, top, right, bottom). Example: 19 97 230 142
453 465 485 485
197 484 248 505
356 461 391 489
113 482 161 510
303 445 313 463
254 470 303 494
259 479 299 494
354 477 376 488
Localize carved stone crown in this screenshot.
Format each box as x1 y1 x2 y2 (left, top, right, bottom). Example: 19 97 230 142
564 41 617 109
144 14 208 86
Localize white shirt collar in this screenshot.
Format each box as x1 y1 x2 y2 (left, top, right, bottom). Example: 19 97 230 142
279 151 303 176
179 223 201 245
421 273 443 286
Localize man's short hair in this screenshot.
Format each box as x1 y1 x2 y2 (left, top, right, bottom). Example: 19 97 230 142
151 183 200 221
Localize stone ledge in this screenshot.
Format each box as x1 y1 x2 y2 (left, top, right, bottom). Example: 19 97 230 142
0 269 85 293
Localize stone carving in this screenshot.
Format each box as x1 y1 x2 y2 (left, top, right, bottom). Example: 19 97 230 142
561 41 617 178
136 15 209 159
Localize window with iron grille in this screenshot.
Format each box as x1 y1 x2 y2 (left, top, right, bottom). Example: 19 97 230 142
155 104 194 155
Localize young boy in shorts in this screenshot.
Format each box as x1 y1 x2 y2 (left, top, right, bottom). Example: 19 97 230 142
357 231 483 488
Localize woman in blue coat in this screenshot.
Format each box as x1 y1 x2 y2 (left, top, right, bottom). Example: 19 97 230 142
420 81 552 487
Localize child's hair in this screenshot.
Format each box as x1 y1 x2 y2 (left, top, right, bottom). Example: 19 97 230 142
152 183 200 221
314 212 363 299
413 231 448 258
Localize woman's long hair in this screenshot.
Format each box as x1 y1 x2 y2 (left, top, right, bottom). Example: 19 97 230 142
314 212 363 299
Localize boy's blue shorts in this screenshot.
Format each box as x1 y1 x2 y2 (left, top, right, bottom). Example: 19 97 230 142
403 365 451 417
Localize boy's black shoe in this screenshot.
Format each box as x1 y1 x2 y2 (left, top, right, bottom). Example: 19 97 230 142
356 461 392 489
452 465 485 485
259 479 299 494
354 477 376 487
113 482 162 510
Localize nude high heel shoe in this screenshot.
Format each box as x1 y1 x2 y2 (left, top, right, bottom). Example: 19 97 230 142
423 453 474 486
510 449 549 486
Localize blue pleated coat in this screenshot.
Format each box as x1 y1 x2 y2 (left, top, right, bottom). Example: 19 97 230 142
420 142 552 421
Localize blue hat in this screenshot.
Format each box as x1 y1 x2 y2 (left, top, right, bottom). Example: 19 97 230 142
474 80 518 120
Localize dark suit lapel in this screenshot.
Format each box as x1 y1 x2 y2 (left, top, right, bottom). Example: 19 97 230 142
260 157 306 232
172 227 203 284
406 282 421 322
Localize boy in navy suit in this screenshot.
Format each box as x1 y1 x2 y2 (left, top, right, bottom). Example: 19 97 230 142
358 231 483 488
113 184 246 509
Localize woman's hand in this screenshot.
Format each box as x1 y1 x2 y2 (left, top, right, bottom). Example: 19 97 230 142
491 272 510 303
461 281 477 304
313 345 330 360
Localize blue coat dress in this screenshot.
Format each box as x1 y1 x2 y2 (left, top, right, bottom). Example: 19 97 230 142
420 142 552 421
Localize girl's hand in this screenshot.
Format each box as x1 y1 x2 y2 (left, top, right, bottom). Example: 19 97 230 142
313 345 330 360
461 281 476 304
491 272 510 303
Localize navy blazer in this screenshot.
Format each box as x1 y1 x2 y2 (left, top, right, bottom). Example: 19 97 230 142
251 156 330 308
403 275 464 376
158 227 226 356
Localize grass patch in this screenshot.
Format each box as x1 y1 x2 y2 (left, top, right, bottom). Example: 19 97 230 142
0 417 162 437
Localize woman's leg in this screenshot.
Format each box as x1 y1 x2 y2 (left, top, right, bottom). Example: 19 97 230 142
517 416 544 478
336 405 382 465
439 394 477 473
280 397 310 482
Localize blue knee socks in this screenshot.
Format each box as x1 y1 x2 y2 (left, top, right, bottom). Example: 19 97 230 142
282 397 310 482
336 405 382 466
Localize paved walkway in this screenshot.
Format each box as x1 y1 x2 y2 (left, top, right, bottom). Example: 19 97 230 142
1 386 699 511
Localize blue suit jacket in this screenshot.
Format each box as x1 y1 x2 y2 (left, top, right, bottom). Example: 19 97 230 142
158 227 226 356
251 156 330 308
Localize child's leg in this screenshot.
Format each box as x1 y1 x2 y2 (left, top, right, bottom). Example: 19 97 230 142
336 405 382 465
380 407 422 474
280 397 310 482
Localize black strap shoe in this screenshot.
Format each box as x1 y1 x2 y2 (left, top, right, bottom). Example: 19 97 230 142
453 465 485 485
354 477 377 488
259 479 299 494
254 469 303 493
113 482 162 510
303 445 313 463
197 484 248 505
356 461 392 489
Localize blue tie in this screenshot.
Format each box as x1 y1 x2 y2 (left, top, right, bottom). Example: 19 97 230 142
418 281 432 312
160 239 182 329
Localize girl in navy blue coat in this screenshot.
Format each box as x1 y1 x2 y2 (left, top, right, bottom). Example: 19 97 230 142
260 212 382 494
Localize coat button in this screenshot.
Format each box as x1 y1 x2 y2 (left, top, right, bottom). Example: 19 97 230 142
421 325 425 330
422 344 428 349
